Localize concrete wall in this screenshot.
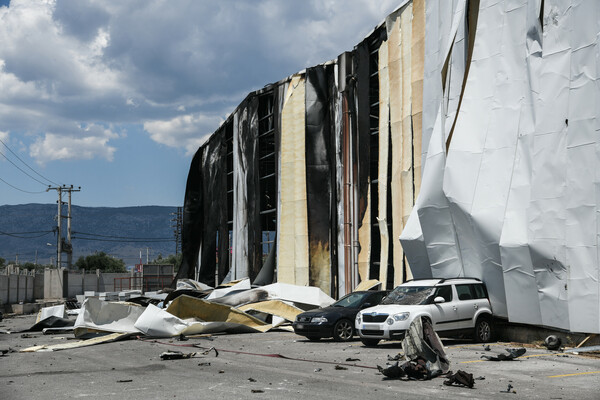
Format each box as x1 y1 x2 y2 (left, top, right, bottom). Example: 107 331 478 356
33 273 44 299
1 269 146 306
44 268 67 299
0 270 37 306
99 273 132 292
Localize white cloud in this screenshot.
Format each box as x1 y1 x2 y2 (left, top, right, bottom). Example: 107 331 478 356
0 130 8 142
29 124 119 164
144 113 222 154
0 0 400 164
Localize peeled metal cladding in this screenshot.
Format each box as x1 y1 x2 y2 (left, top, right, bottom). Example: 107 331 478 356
401 0 600 334
180 0 600 334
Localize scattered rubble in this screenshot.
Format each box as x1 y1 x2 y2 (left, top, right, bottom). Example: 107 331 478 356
18 279 335 352
481 348 526 361
443 370 475 388
377 318 450 381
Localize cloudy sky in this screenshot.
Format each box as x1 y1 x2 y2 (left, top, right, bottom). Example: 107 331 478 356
0 0 399 207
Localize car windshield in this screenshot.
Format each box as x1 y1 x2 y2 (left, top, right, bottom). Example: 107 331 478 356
380 286 435 305
332 292 371 308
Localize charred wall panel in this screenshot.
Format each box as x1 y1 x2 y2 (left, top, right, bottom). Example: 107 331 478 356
199 131 226 285
305 65 335 294
174 148 204 283
354 41 371 224
246 97 261 280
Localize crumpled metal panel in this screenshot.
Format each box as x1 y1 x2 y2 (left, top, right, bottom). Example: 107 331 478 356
401 0 600 333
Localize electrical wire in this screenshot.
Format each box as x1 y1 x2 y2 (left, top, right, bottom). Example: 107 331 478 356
0 150 49 186
73 231 174 240
0 137 60 186
0 176 48 193
0 230 54 239
72 236 174 243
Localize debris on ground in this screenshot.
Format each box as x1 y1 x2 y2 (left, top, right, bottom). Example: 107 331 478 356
335 365 347 370
160 351 196 360
501 383 516 393
443 370 475 388
481 348 526 361
18 281 336 352
377 318 450 381
544 335 562 351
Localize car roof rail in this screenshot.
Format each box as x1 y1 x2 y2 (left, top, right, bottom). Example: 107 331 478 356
437 277 482 284
402 277 442 283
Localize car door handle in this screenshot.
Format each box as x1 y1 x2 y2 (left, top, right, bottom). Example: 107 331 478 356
473 304 478 309
452 306 457 311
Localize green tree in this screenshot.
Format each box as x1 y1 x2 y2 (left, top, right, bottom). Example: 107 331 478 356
20 262 52 271
150 253 182 272
75 252 127 272
0 257 5 268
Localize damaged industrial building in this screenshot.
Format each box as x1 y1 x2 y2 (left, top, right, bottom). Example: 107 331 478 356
177 0 600 336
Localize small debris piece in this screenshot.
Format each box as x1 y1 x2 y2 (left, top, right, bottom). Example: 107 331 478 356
248 378 257 382
483 345 491 351
377 362 404 379
544 335 562 351
387 354 402 361
251 389 264 393
160 351 195 360
178 334 189 341
334 365 348 370
314 368 322 372
219 370 225 373
345 357 360 362
21 334 35 339
481 348 526 361
501 383 515 393
198 362 211 366
443 370 475 388
379 357 432 380
117 379 133 383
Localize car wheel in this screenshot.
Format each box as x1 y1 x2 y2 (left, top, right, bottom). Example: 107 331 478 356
307 336 321 342
333 319 354 342
360 338 380 347
474 316 493 343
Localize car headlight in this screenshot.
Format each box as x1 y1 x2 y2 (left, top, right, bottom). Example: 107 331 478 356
311 316 328 323
386 312 410 325
356 314 361 324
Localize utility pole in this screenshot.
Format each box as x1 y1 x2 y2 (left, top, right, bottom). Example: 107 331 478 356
47 185 81 269
171 206 182 255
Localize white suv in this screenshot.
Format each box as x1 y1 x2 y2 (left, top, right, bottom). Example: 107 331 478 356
355 278 494 346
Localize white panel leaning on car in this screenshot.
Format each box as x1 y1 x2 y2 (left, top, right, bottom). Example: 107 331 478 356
355 278 494 347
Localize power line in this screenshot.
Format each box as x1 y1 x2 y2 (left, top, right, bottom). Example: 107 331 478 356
0 176 47 193
0 150 49 186
72 236 174 243
0 230 54 239
73 231 174 240
0 137 60 186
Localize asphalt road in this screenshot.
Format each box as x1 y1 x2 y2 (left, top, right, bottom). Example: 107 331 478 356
1 314 599 400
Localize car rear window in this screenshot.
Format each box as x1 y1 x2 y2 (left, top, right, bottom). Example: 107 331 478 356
456 284 488 300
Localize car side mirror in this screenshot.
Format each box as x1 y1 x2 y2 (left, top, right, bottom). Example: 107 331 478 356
360 303 372 309
434 296 446 304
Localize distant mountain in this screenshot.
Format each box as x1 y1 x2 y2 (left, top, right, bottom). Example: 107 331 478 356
0 204 179 266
